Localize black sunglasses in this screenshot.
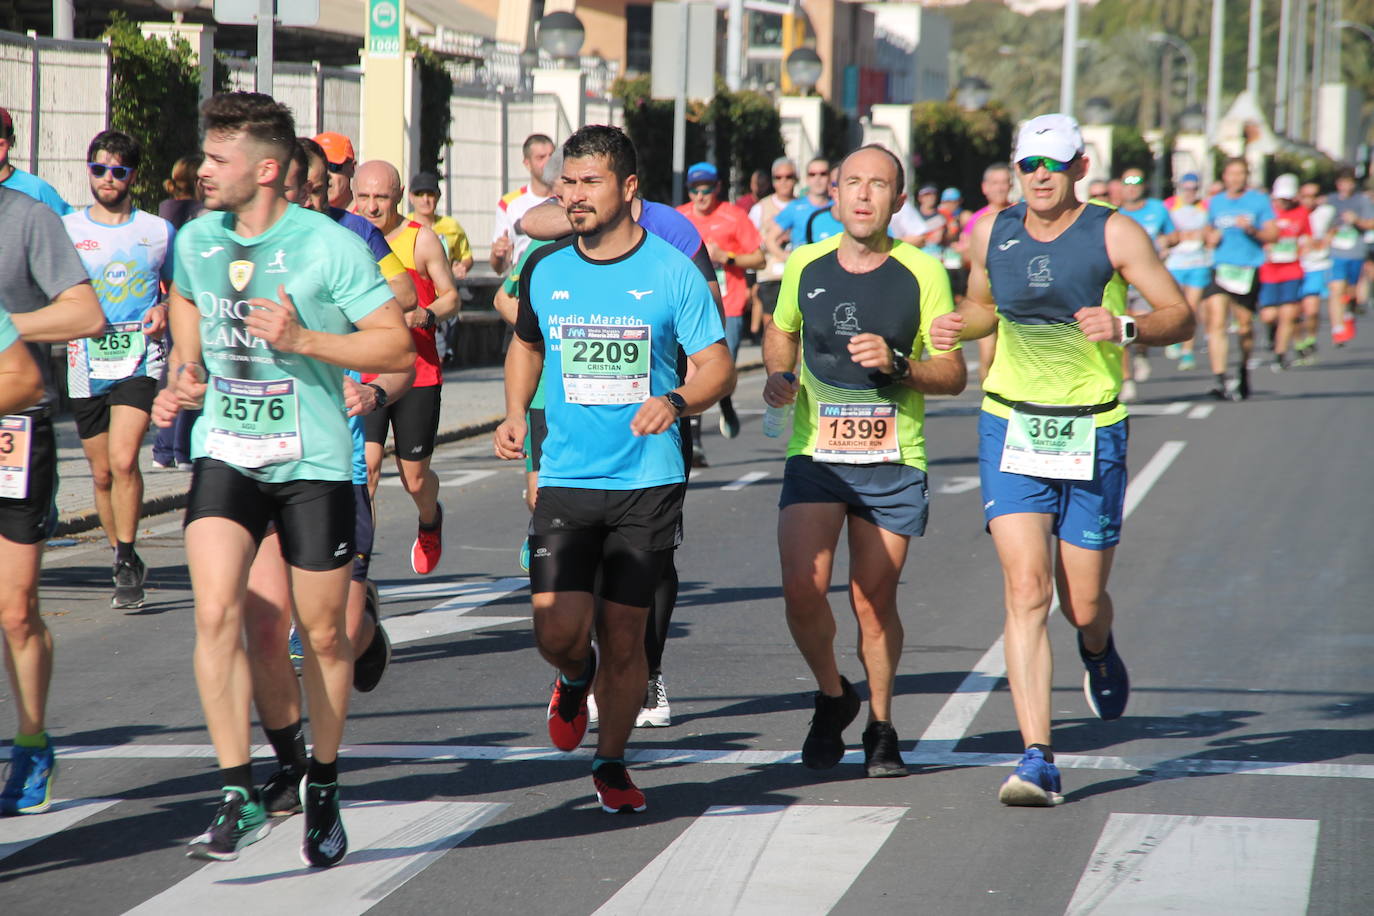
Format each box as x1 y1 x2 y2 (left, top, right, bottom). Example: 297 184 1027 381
327 160 354 174
88 162 132 181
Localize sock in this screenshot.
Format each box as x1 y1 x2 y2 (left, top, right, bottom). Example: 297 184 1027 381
221 763 254 796
264 720 308 771
14 731 48 749
1215 372 1227 387
115 541 135 563
559 657 591 688
1030 743 1055 763
419 504 443 531
308 756 338 785
591 755 624 774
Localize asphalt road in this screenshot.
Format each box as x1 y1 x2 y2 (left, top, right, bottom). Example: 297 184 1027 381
4 338 1372 915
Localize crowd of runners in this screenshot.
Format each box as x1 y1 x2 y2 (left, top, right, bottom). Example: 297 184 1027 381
0 90 1369 867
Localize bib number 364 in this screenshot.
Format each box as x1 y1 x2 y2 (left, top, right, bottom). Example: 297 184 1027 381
1000 408 1096 480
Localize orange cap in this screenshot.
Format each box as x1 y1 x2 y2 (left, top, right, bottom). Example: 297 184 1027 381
314 132 355 165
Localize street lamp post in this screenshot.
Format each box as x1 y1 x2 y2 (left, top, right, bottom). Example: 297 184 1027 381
1150 32 1198 110
785 48 823 97
1060 0 1080 115
537 11 585 66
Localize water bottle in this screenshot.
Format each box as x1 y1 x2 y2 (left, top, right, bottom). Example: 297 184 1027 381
762 372 796 438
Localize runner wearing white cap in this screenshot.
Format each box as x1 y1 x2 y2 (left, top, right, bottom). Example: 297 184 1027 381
1258 173 1311 371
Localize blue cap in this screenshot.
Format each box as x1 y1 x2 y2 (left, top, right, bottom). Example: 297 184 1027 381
941 187 962 202
686 161 718 186
1180 172 1200 185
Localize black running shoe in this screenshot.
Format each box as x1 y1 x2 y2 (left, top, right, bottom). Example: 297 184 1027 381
111 554 147 609
300 775 348 868
861 720 909 778
260 766 303 817
1079 631 1130 721
352 581 391 693
801 677 860 770
186 786 271 861
1233 365 1251 401
718 398 741 439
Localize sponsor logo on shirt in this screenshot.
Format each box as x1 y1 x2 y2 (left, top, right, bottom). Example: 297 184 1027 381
265 249 289 273
200 245 224 258
833 303 861 336
551 290 571 300
1027 255 1053 287
807 287 826 299
621 328 647 340
626 289 653 300
103 262 130 286
997 239 1020 251
229 260 255 292
75 239 100 251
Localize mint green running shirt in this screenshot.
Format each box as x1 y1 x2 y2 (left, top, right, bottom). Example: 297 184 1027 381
172 205 393 482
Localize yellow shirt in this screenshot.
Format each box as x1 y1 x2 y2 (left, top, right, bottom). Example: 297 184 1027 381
407 213 472 265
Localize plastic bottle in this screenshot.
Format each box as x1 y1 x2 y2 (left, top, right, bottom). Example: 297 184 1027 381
762 372 796 438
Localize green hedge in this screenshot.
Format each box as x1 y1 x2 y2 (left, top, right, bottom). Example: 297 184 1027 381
909 101 1015 209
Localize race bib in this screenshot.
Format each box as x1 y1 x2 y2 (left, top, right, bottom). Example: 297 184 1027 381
86 321 147 380
1174 239 1203 253
813 402 900 464
204 377 302 468
1215 264 1256 295
1333 226 1360 251
1269 238 1299 264
0 415 32 499
715 267 729 298
941 247 964 270
559 324 651 405
1000 408 1095 481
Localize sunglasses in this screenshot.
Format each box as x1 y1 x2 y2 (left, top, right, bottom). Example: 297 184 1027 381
688 186 714 196
1016 155 1077 174
326 160 354 174
88 162 132 181
1123 175 1144 186
806 170 828 177
773 173 797 180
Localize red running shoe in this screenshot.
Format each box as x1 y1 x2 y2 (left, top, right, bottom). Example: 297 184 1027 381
546 646 597 752
593 762 647 813
410 502 444 575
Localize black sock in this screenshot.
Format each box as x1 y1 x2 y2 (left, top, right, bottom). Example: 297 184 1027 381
1030 743 1055 763
220 763 254 795
115 541 135 563
1215 372 1227 386
592 755 623 773
308 756 338 785
419 504 443 531
721 395 736 418
264 721 308 771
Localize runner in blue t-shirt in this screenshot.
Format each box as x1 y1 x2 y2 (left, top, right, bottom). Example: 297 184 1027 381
1202 157 1278 400
765 157 833 255
494 126 733 816
1115 167 1177 400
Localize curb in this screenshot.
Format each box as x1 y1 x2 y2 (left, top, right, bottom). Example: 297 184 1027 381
52 361 766 537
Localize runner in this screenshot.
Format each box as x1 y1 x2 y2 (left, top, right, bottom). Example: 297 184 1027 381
765 157 832 258
490 134 557 275
763 144 965 777
0 185 103 817
1257 174 1311 372
493 125 733 813
1325 167 1374 346
0 107 71 214
676 160 764 440
749 157 799 334
1162 172 1210 371
962 164 1016 382
352 160 459 575
1295 181 1334 363
407 171 474 278
62 129 176 608
152 91 413 864
1116 167 1177 399
1202 157 1278 401
928 114 1194 805
313 131 356 210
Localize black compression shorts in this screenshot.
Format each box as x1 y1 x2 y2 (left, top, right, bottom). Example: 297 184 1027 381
69 376 157 440
363 383 441 461
0 414 58 546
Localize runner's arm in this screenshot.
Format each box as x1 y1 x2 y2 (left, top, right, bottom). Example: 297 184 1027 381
494 334 542 459
762 322 801 407
630 341 734 435
763 218 791 263
1101 214 1196 347
930 218 998 349
412 226 460 325
492 287 519 325
10 280 105 341
385 266 419 312
245 285 414 373
152 284 208 424
519 200 573 241
0 334 43 415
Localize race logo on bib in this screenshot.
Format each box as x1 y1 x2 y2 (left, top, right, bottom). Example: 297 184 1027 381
229 259 255 292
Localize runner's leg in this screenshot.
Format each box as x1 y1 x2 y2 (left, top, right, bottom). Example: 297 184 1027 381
594 599 650 758
989 512 1057 749
1055 541 1116 654
78 431 116 547
0 542 47 736
288 563 353 764
845 517 909 722
778 501 848 696
107 403 150 546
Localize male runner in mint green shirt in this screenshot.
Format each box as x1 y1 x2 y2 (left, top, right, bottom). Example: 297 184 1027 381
154 92 412 867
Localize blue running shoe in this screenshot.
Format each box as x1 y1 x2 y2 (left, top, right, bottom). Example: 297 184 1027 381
1 741 56 815
289 626 304 674
518 537 530 573
1079 632 1130 720
998 747 1062 806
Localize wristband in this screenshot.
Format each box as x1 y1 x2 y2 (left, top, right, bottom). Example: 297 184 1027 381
1118 314 1137 345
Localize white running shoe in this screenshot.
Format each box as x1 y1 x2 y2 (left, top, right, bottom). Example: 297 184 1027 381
636 674 671 728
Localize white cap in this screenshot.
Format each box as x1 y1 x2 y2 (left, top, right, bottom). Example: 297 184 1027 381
1014 113 1085 163
1271 173 1299 200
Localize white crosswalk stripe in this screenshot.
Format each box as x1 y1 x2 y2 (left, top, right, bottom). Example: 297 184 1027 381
0 797 119 862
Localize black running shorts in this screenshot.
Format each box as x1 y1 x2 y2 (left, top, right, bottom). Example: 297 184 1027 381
351 483 374 582
363 383 441 461
0 414 58 546
184 458 355 571
528 483 685 606
69 376 157 440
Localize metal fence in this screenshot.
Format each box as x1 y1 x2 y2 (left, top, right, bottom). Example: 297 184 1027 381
0 29 111 205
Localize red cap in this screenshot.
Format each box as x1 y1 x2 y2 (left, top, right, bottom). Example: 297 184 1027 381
313 131 355 165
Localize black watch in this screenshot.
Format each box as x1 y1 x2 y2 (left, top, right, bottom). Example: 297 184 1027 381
366 383 388 410
664 391 687 414
421 307 436 330
887 348 911 382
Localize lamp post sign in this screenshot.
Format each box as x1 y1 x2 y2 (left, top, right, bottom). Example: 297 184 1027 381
368 0 402 58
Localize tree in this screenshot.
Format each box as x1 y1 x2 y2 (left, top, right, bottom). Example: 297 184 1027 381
909 100 1015 209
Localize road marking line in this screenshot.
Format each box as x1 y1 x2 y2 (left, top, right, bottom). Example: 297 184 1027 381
721 471 769 491
1188 404 1216 419
378 576 529 647
936 475 980 495
124 800 507 915
1065 813 1319 915
914 441 1187 756
0 798 119 862
378 578 521 602
381 469 498 488
1124 401 1189 416
16 743 1373 780
592 805 906 916
46 519 184 561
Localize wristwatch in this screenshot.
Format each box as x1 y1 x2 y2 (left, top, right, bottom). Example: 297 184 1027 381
887 348 911 382
420 307 437 330
664 391 687 414
1117 314 1138 345
366 383 388 410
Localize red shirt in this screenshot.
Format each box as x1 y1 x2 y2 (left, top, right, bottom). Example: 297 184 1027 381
1259 204 1310 285
675 199 762 318
364 221 443 387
